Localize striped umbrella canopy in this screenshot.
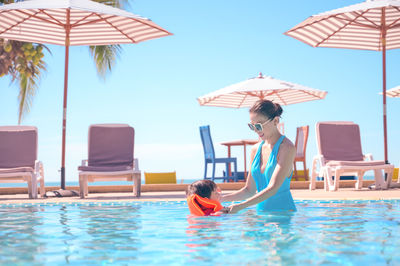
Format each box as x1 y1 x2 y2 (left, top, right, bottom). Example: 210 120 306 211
386 86 400 97
0 0 171 45
197 72 327 108
284 0 400 164
0 0 172 189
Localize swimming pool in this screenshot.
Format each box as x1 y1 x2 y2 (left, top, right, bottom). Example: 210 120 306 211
0 200 399 265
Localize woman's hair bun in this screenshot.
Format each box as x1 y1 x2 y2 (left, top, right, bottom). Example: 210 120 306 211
249 99 283 119
273 102 283 117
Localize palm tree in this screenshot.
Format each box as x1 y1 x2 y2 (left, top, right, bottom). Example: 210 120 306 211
0 0 129 123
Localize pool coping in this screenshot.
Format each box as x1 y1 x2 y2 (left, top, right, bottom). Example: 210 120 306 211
0 179 382 195
0 185 399 204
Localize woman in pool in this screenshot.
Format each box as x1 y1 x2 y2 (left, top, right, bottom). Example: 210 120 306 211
221 99 297 214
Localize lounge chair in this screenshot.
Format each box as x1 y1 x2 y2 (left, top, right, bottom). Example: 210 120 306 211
199 125 238 182
310 121 394 191
78 124 141 198
0 126 45 198
293 125 309 181
144 171 177 184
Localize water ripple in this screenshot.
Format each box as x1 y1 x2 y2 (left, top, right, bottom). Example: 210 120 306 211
0 200 398 265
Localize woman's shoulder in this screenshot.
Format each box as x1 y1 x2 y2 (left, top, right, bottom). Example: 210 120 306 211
249 140 263 158
282 136 295 147
251 140 263 152
281 136 296 155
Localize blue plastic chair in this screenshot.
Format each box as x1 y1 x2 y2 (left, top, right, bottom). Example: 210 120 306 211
199 125 238 182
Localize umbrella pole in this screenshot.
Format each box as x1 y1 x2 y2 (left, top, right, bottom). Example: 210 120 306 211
48 43 79 197
61 44 69 190
381 9 388 164
61 9 71 190
382 45 388 164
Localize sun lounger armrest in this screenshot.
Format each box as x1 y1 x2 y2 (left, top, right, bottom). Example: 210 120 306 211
310 154 324 190
312 154 325 176
34 160 45 197
313 154 324 167
363 153 374 161
133 158 140 171
81 159 88 167
313 154 323 160
34 160 44 177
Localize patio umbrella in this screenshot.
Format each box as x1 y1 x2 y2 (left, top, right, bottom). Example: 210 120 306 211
198 72 326 179
0 0 172 190
284 0 400 164
197 72 327 108
386 86 400 97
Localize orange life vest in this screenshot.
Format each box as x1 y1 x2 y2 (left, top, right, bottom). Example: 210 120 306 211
187 194 223 216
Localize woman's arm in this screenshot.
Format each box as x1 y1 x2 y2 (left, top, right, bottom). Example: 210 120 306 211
227 139 296 214
220 144 259 202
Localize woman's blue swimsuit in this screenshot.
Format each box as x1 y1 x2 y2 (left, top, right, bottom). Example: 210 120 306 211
251 135 296 211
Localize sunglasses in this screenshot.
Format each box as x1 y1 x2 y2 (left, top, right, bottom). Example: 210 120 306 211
248 119 272 132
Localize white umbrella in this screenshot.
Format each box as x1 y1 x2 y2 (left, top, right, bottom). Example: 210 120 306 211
285 0 400 163
197 72 327 108
386 86 400 97
0 0 170 46
0 0 172 189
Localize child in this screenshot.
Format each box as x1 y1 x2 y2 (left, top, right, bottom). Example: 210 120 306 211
186 180 224 216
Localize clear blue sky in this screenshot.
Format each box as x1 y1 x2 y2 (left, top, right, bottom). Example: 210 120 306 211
1 0 399 183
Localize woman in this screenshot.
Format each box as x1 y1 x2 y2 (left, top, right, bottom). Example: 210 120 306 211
221 99 297 214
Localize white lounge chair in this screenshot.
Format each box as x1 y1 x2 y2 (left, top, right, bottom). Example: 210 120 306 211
0 126 45 198
78 124 141 198
310 121 394 191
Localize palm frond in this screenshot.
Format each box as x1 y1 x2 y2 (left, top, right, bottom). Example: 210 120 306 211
0 1 16 5
17 75 30 124
15 50 47 124
89 1 127 81
93 0 130 9
1 0 126 123
89 44 122 80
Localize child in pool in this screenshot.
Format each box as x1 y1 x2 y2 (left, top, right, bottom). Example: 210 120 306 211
186 180 224 216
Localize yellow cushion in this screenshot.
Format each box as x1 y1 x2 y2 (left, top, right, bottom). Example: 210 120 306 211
393 168 399 181
292 169 309 181
144 171 177 184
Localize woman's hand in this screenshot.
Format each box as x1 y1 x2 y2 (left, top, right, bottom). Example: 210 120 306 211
216 204 242 214
215 206 231 214
227 204 242 214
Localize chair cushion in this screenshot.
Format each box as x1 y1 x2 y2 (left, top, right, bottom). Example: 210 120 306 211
78 165 133 172
0 126 37 168
318 123 364 161
87 124 134 167
326 160 386 167
0 167 34 173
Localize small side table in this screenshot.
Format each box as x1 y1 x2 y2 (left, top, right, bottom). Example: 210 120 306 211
220 139 259 180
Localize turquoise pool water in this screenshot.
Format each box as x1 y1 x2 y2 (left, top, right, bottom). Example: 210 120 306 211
0 200 399 265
